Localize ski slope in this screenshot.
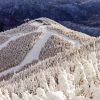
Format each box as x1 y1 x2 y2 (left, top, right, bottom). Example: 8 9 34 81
0 22 81 77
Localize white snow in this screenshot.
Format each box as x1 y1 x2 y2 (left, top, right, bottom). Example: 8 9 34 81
0 35 20 50
0 32 35 50
47 91 66 100
30 21 43 27
36 88 47 99
54 33 80 45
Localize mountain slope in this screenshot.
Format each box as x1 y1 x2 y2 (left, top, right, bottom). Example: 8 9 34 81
0 29 100 100
1 18 100 100
0 18 93 76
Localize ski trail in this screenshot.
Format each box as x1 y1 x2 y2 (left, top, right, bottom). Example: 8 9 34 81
0 26 51 77
0 25 81 77
54 33 80 45
0 32 34 50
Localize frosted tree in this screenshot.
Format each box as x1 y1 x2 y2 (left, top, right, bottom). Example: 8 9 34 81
49 76 56 91
38 71 49 91
82 59 96 83
4 89 11 100
18 79 25 95
74 60 88 85
24 91 34 100
12 93 21 100
90 86 100 100
0 89 6 100
22 92 29 100
89 52 100 81
89 52 98 71
47 91 66 100
36 88 47 100
58 69 75 99
74 60 90 97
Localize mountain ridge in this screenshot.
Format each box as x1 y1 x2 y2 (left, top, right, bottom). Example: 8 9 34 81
0 17 93 76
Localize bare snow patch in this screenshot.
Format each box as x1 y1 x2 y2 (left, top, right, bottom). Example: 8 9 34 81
0 32 35 50
54 33 80 45
30 21 43 27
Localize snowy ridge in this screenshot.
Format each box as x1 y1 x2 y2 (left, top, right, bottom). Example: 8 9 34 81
0 24 81 76
0 18 92 76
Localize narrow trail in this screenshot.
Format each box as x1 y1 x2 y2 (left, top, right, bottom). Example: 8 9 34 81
0 32 34 50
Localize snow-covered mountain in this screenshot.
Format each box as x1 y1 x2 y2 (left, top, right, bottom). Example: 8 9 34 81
0 18 100 100
0 17 92 76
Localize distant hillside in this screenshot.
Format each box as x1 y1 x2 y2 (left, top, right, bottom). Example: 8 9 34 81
0 0 100 36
